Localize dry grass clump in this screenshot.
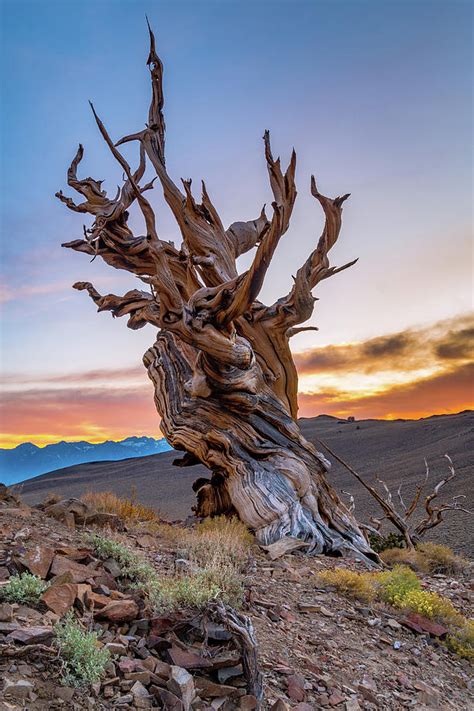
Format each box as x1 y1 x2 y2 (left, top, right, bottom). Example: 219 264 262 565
81 489 159 524
381 543 466 575
415 542 466 574
179 516 254 607
318 568 376 602
146 520 189 543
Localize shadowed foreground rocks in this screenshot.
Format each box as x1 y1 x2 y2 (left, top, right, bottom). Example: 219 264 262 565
0 487 473 709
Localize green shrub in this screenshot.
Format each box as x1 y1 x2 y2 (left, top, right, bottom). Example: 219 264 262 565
446 620 474 660
0 573 48 605
375 565 421 605
148 572 221 612
369 531 405 553
89 534 155 583
54 612 110 686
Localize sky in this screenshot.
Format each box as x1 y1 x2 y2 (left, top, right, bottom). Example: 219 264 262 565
0 0 472 448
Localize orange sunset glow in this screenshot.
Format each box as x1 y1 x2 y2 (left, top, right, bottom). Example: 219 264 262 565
1 313 472 448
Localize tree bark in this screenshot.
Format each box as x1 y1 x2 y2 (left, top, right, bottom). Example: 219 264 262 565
57 22 378 564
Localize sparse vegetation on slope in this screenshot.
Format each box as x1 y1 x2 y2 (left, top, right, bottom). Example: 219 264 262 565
0 572 48 605
81 488 159 524
54 612 110 686
381 542 467 574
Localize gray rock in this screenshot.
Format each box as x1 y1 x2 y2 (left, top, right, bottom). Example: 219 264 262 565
168 666 195 711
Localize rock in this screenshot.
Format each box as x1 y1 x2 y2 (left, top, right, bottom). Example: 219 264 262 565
85 590 111 609
23 544 55 578
270 701 290 711
43 497 90 523
167 645 213 670
386 618 402 630
287 674 306 703
261 537 310 560
329 692 346 706
104 642 128 656
6 626 53 645
104 557 122 578
344 699 361 711
55 685 76 702
401 613 448 638
125 671 151 685
167 665 195 711
41 583 77 616
115 693 134 706
0 602 13 621
50 555 98 583
217 664 243 683
239 695 258 710
95 599 139 622
131 680 152 708
3 678 34 700
194 676 238 699
158 688 184 710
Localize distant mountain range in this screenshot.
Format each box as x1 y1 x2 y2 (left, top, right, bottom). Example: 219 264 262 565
0 436 172 486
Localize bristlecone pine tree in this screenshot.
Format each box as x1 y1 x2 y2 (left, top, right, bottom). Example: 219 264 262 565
57 24 376 563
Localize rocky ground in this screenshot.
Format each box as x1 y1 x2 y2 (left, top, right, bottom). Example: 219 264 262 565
0 489 473 710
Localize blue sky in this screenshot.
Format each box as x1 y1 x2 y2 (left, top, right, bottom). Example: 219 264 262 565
0 0 472 444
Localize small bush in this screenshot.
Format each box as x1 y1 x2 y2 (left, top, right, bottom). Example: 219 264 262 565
180 516 253 607
375 565 421 605
381 543 466 575
89 533 155 583
81 490 159 524
148 572 221 612
415 542 466 575
446 620 474 660
369 531 405 553
0 573 48 605
380 547 420 570
399 588 464 625
318 568 376 602
54 612 110 686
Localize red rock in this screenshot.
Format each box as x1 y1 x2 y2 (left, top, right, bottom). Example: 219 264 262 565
401 613 448 638
287 673 306 703
95 599 139 622
239 695 258 710
6 626 53 644
85 590 110 609
329 692 346 706
167 645 213 670
41 583 77 616
50 555 98 583
23 544 55 578
193 676 237 699
118 658 139 674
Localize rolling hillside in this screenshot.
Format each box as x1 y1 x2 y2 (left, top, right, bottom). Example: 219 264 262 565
15 411 474 554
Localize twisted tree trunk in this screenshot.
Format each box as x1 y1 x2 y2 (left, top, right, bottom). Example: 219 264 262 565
57 21 377 564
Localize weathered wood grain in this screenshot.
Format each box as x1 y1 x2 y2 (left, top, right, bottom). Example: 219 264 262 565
57 23 377 564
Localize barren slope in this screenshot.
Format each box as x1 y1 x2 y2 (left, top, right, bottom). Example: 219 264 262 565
16 411 474 555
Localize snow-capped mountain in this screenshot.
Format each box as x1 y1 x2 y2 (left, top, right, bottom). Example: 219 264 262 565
0 437 172 486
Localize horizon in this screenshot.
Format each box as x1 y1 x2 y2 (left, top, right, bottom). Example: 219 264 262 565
1 0 472 447
1 408 472 450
